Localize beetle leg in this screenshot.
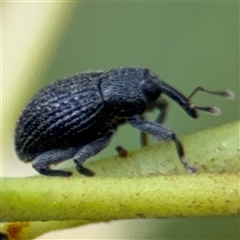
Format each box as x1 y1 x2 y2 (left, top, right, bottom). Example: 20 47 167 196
128 117 196 173
140 113 148 147
140 98 169 147
155 98 169 124
74 133 113 177
32 148 78 177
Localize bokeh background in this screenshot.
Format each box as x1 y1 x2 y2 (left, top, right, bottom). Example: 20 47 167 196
2 1 239 239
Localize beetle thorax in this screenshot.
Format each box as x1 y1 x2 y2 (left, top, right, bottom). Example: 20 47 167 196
100 69 148 118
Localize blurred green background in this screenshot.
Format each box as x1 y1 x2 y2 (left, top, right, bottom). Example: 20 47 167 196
3 1 239 239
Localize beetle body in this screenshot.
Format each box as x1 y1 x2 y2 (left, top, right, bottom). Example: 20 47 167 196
15 67 231 176
16 72 109 161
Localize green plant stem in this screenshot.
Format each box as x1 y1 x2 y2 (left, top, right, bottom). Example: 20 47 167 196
2 173 239 223
1 121 239 239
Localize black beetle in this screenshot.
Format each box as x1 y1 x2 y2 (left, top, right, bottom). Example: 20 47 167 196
15 68 233 177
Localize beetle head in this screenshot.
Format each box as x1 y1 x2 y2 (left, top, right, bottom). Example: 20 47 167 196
142 69 233 118
140 69 198 118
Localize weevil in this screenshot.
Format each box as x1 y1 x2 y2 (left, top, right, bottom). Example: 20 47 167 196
15 68 233 177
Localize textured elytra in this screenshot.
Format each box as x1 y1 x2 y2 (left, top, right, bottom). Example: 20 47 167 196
15 67 231 176
15 72 106 160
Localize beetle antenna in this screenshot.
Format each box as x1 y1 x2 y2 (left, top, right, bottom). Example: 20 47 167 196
188 87 234 100
194 106 221 115
158 80 234 118
187 87 234 115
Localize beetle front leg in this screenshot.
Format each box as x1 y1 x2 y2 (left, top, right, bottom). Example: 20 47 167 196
74 133 113 177
128 117 196 173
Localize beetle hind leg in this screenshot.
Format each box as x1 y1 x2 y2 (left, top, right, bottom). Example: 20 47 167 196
32 148 78 177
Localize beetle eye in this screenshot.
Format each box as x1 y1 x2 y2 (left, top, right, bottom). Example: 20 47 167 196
142 81 161 101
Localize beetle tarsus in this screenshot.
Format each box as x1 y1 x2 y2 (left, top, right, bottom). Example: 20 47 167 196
37 167 72 177
172 134 196 173
187 165 197 174
76 165 95 177
179 156 196 174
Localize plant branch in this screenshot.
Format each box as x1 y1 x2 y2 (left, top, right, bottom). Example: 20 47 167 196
2 173 239 222
1 121 239 239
